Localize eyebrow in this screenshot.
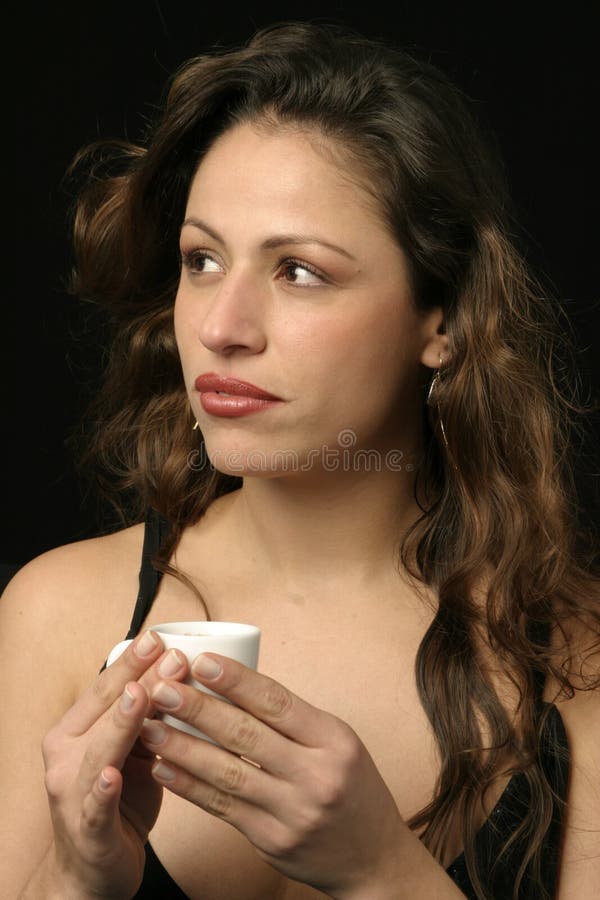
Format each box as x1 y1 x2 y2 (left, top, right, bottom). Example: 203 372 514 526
181 216 357 262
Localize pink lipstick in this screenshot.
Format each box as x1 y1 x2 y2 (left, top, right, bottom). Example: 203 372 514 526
194 373 283 418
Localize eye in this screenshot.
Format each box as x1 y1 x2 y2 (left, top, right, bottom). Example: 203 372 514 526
279 258 326 287
180 249 223 275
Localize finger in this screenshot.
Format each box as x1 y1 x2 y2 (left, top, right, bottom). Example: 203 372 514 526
191 654 334 746
80 766 123 849
78 680 149 793
137 647 190 705
150 755 279 844
139 717 279 811
150 680 296 776
60 631 164 735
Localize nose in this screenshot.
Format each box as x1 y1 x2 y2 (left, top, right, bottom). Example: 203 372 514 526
197 270 267 356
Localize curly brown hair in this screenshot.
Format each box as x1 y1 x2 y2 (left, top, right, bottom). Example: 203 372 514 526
68 21 599 899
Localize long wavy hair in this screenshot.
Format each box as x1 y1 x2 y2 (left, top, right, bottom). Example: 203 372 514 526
68 21 599 899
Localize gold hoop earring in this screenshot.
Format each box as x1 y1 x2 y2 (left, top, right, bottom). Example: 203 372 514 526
427 355 456 471
192 421 200 431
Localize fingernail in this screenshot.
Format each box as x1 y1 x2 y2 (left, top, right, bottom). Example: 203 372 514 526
135 630 158 658
192 654 222 680
153 760 176 782
120 685 135 712
141 719 167 746
152 682 181 709
159 649 184 677
99 769 112 791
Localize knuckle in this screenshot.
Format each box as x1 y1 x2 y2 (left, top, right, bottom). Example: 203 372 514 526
215 760 246 794
82 745 102 777
261 682 294 720
306 724 361 810
119 643 150 676
186 690 206 721
317 771 346 809
296 802 326 837
44 766 63 800
41 728 61 764
112 699 138 731
225 665 245 692
334 721 362 768
262 825 300 859
80 804 102 832
91 673 114 707
227 714 260 754
170 733 191 764
205 786 233 818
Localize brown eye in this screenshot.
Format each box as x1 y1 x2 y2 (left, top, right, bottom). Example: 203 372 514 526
280 259 324 286
181 250 223 274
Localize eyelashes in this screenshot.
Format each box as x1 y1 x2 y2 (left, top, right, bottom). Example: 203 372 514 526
180 250 221 275
180 249 328 287
279 258 325 286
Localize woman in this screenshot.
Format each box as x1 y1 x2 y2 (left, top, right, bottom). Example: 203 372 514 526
2 20 598 900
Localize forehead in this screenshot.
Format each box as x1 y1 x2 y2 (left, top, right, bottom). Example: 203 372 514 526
187 121 387 228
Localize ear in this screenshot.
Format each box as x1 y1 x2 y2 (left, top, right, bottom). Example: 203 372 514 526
419 306 449 368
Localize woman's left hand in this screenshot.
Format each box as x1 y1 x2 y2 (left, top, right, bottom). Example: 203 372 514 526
140 653 404 897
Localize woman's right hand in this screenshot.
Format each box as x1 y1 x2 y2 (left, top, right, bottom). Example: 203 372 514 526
40 630 190 899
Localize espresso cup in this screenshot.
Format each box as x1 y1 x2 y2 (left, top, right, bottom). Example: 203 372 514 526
106 621 261 739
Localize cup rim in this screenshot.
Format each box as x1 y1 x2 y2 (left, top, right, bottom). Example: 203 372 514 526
150 621 260 637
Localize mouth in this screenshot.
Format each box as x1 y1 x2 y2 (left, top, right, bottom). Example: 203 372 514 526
194 372 282 401
194 372 284 419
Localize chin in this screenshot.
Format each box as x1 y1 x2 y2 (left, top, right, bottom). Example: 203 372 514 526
200 433 335 479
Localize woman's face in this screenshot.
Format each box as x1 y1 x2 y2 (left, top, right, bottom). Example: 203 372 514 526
175 121 445 478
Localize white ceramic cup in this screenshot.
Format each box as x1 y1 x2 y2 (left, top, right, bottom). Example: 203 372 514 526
106 621 261 739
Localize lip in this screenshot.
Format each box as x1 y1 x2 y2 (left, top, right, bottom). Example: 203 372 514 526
194 372 284 418
194 373 282 401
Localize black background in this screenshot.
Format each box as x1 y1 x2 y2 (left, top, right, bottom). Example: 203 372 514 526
7 1 599 566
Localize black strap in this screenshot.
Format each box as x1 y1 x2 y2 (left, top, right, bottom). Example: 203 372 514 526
125 508 171 640
133 842 190 899
446 700 569 897
99 509 171 674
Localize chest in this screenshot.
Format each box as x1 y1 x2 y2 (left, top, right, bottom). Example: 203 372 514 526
144 577 442 899
261 593 440 806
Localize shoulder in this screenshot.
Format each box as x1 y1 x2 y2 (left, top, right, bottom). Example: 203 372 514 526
555 684 600 897
553 616 600 764
552 579 600 897
549 575 600 747
0 524 146 689
0 523 146 614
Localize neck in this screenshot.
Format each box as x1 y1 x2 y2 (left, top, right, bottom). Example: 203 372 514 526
222 463 425 592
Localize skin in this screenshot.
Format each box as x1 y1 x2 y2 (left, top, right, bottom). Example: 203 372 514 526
176 123 439 480
174 122 446 587
38 634 186 899
169 123 454 896
2 122 599 899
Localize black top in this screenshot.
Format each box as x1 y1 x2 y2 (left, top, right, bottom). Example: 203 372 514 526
125 509 569 899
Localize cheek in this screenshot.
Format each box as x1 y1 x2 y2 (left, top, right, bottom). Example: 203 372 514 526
287 301 410 387
293 303 419 442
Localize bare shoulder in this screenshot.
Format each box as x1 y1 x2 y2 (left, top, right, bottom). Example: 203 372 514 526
553 602 600 749
0 525 148 893
553 577 600 898
550 573 600 729
555 683 600 897
0 524 145 689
